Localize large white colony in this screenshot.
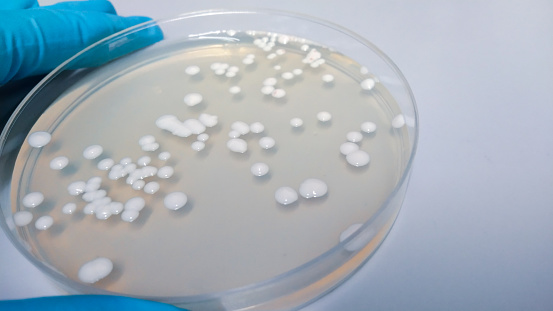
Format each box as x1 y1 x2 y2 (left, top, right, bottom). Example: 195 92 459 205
17 30 410 285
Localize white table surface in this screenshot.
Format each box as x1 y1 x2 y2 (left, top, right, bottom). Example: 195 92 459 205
1 1 553 310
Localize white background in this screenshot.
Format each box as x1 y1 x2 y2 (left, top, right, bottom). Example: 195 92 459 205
1 1 552 310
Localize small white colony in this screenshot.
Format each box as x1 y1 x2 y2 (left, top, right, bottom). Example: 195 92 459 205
360 78 376 91
163 192 188 210
275 187 298 205
144 182 160 194
49 156 69 170
82 190 107 203
227 138 248 153
95 205 113 220
158 152 171 161
183 93 203 107
62 203 77 215
131 180 145 191
299 178 328 199
185 65 200 76
251 162 269 177
231 121 250 136
196 134 209 142
13 211 33 227
78 257 113 284
183 119 206 135
228 131 240 139
136 156 151 166
346 150 370 167
191 141 205 152
83 203 97 215
317 111 332 122
22 192 44 208
346 131 363 143
198 113 218 128
229 86 241 94
281 72 294 80
249 122 264 134
292 68 303 76
302 48 322 65
271 89 286 99
84 177 102 192
391 114 406 128
210 62 227 75
142 142 160 152
242 54 255 65
83 145 103 160
109 202 124 215
157 166 174 179
141 166 158 178
28 131 51 148
119 157 132 165
290 118 303 128
226 66 239 78
361 121 377 134
67 181 86 196
259 137 276 150
124 197 145 212
108 164 125 180
35 216 53 230
121 210 139 222
138 134 159 151
322 74 334 83
121 197 145 222
263 77 277 87
339 142 360 155
138 135 156 146
97 158 115 170
261 85 274 95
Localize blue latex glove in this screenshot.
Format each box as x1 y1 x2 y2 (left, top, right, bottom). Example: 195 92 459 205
0 0 163 85
0 295 187 310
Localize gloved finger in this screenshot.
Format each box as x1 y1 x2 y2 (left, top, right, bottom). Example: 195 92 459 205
43 0 117 15
0 9 163 84
0 295 188 311
68 17 163 69
0 0 38 10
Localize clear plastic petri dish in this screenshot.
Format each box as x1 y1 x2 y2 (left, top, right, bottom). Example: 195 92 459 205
0 9 418 311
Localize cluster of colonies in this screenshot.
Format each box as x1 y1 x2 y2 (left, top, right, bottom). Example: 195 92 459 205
15 131 192 283
15 31 411 285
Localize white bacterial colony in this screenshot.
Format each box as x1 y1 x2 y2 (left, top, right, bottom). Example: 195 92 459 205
298 178 328 199
78 257 113 283
49 156 69 170
22 192 44 208
16 30 411 294
27 131 51 148
163 192 188 210
251 162 269 177
274 187 298 205
35 215 53 230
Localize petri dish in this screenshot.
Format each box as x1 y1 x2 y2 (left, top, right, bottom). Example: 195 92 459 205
0 9 418 311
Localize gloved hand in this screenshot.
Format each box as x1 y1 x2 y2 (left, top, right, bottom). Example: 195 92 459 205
0 295 188 311
0 0 163 85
